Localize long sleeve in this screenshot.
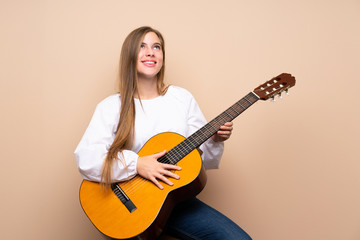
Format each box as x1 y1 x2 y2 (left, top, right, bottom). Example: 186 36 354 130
74 95 138 182
185 91 224 169
75 87 225 183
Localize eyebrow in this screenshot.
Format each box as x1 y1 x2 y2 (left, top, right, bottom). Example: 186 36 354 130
141 42 162 46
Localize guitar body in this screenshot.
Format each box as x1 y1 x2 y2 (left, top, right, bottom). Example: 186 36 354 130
79 132 207 240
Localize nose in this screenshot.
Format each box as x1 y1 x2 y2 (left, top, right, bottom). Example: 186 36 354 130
145 47 154 57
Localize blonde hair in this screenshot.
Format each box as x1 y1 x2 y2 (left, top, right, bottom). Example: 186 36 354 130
101 26 167 188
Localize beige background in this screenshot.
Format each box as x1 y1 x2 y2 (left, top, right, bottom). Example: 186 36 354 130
1 0 359 239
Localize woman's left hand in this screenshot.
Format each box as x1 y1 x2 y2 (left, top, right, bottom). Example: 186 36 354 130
211 122 233 142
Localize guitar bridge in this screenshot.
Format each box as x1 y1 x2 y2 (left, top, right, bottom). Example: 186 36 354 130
111 183 137 213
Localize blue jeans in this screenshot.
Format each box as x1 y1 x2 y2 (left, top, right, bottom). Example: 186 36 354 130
162 198 252 240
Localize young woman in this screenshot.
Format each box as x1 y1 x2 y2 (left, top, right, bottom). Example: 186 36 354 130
75 26 251 240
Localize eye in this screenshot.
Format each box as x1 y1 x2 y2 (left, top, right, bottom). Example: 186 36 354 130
140 44 145 49
153 45 161 50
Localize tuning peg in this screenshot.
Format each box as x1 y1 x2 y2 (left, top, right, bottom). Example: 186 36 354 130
271 96 276 102
278 92 282 99
285 89 289 96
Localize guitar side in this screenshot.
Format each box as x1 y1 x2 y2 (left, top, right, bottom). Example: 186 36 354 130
79 132 207 240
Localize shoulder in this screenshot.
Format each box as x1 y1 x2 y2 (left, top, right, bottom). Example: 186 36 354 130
95 93 121 112
166 85 195 102
98 93 120 105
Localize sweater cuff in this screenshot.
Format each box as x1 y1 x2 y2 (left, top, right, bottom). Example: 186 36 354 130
113 150 139 181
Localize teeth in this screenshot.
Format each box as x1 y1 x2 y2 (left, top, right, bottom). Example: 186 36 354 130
144 61 155 64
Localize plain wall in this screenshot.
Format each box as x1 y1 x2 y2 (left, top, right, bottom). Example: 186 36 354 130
1 0 359 239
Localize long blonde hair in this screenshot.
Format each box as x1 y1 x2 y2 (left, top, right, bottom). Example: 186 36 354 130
101 26 167 188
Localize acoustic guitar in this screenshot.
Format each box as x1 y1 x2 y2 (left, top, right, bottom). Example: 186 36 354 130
79 73 296 239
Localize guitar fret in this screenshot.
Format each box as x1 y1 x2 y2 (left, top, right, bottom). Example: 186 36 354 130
185 139 196 148
208 122 218 132
183 141 194 154
223 112 231 121
159 155 174 165
210 121 220 132
230 106 240 115
244 96 252 104
237 101 246 110
168 92 259 164
168 158 176 165
179 141 190 154
190 135 199 146
199 133 207 141
173 147 185 161
203 126 214 135
166 151 177 164
218 115 227 124
199 129 209 141
224 111 233 119
168 157 176 165
230 107 239 116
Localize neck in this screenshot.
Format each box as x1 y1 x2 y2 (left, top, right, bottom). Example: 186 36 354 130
135 76 159 100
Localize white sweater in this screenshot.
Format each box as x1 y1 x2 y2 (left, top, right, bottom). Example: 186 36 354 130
74 86 224 182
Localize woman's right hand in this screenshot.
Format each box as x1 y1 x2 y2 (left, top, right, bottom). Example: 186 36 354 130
136 150 182 189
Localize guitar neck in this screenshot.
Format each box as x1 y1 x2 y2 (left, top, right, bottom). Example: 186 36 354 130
162 92 259 164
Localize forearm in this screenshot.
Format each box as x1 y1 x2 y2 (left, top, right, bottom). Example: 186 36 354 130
75 147 139 182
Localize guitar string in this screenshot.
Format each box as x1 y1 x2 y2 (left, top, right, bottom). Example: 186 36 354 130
123 138 202 195
122 121 249 194
123 148 183 194
120 108 243 195
118 115 234 196
120 124 217 195
122 146 186 195
116 102 248 195
115 94 258 196
100 84 291 209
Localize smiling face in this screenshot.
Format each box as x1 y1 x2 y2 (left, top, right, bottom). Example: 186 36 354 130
137 32 164 81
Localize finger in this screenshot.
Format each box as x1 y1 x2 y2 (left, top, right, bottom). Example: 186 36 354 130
218 129 232 134
215 133 230 141
220 123 233 130
150 177 164 190
163 164 182 171
160 169 180 180
153 150 167 158
224 122 233 127
219 125 233 130
217 130 232 136
167 171 180 180
156 174 174 186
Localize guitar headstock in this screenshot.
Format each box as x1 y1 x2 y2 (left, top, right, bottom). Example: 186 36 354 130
253 73 296 101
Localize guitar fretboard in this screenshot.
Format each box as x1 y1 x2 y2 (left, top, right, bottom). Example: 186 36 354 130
159 92 259 165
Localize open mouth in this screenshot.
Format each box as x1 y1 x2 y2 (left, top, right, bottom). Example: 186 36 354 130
142 60 157 64
141 60 157 67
